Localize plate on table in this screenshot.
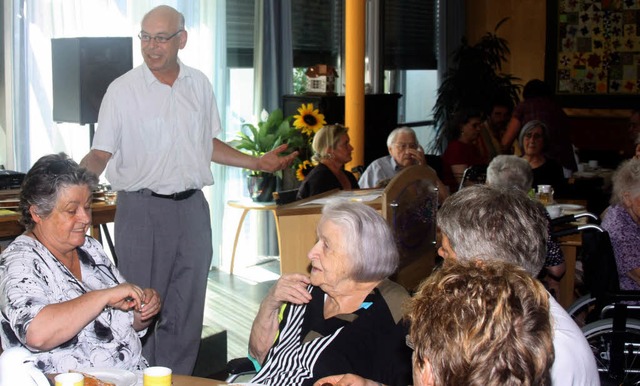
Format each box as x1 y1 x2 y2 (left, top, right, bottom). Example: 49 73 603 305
77 368 137 386
558 204 586 213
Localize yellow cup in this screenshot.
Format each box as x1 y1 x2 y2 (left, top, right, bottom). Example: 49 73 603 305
143 366 172 386
54 373 84 386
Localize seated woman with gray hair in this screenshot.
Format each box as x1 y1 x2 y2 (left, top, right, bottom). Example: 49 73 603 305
519 120 567 196
486 155 566 296
0 153 161 373
602 158 640 291
248 201 412 385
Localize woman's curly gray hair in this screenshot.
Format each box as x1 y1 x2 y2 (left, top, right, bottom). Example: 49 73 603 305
610 158 640 206
19 153 99 231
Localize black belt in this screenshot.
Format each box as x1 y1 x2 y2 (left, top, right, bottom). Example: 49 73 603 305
150 189 198 201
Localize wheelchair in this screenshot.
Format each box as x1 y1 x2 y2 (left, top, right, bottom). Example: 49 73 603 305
552 212 640 385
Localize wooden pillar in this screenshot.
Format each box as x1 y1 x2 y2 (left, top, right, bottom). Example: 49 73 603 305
345 0 366 170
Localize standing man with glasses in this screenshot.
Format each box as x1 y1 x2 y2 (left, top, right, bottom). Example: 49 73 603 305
80 5 296 374
358 127 448 200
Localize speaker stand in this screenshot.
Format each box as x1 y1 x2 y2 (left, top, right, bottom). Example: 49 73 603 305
89 123 95 147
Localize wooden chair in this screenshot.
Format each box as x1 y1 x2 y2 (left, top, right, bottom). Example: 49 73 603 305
382 165 440 291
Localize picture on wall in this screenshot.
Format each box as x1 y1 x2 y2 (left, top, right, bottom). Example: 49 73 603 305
546 0 640 107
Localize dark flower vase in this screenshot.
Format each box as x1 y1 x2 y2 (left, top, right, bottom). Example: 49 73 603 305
247 174 277 202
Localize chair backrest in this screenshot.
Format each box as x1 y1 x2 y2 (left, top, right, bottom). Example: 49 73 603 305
581 229 621 300
382 165 439 291
458 164 488 191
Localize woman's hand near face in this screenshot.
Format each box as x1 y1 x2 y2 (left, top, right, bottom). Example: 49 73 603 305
265 273 312 309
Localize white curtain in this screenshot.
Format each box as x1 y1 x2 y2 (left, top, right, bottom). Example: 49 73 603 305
8 0 229 267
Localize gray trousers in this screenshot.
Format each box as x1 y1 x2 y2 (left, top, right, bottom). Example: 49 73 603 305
114 189 212 375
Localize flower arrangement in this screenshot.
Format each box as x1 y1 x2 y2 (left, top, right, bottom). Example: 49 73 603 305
229 103 326 182
292 103 326 181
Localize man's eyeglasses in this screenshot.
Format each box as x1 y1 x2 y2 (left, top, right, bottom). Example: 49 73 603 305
138 30 183 44
394 143 418 151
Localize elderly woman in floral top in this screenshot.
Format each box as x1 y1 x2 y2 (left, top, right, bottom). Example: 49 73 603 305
0 153 161 373
602 158 640 291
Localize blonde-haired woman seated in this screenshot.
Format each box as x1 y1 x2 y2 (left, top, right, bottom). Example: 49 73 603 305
297 125 359 200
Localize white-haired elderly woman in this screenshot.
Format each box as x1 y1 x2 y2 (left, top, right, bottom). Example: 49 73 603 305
487 155 566 296
248 201 412 385
297 125 360 200
519 120 567 196
0 153 161 373
602 158 640 291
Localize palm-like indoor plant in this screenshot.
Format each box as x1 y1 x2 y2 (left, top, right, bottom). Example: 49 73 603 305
431 17 521 152
230 104 325 201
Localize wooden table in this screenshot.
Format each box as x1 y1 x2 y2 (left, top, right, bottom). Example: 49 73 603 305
0 201 116 243
174 374 227 385
554 199 589 309
227 200 281 274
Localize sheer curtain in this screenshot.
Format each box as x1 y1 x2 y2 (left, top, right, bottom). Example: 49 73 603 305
8 0 229 267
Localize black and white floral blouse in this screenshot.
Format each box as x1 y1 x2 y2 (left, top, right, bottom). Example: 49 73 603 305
0 235 148 373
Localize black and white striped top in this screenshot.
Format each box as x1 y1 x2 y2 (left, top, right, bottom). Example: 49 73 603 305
251 280 412 386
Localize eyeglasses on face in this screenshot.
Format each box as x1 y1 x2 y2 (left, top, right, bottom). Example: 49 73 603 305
394 143 418 151
524 132 544 140
138 29 183 44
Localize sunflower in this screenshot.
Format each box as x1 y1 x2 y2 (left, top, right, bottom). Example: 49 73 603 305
295 160 315 181
293 103 326 136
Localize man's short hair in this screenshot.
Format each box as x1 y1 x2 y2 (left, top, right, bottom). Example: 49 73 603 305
408 259 554 386
437 184 548 276
386 127 417 148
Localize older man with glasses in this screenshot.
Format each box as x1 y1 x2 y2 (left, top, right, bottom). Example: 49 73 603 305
80 5 296 374
358 127 448 200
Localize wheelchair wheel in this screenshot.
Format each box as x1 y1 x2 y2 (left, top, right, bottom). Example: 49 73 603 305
567 294 596 327
582 318 640 385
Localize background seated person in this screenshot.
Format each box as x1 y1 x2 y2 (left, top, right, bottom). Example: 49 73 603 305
248 201 413 386
441 109 485 192
297 125 359 200
0 153 161 373
486 155 566 297
635 132 640 160
409 260 553 386
474 97 515 162
501 79 577 174
602 158 640 291
519 120 567 197
358 126 448 201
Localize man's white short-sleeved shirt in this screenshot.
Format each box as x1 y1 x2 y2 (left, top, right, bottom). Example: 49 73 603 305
92 61 221 194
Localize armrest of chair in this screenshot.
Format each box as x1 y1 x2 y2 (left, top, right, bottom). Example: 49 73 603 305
226 357 258 374
225 357 259 382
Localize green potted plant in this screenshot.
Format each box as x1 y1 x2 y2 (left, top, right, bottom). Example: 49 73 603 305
431 17 521 152
230 109 305 202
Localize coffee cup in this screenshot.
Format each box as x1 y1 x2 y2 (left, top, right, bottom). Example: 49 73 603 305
55 373 84 386
577 163 586 172
143 366 172 386
588 160 599 169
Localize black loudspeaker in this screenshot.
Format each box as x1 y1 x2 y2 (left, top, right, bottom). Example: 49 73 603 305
52 37 133 125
